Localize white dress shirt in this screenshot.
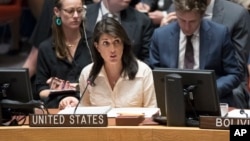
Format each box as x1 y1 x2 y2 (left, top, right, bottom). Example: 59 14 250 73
96 1 121 23
79 60 157 108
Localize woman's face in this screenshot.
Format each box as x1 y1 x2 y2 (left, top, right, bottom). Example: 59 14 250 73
55 0 84 29
95 33 124 65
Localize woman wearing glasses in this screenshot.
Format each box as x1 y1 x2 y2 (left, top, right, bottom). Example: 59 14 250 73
35 0 92 108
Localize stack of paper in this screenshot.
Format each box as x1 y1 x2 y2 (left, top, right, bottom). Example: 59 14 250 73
227 109 250 118
58 106 112 114
107 107 160 118
57 107 160 118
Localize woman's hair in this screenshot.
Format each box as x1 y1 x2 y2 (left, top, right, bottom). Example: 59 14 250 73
52 0 84 59
88 17 138 86
174 0 207 15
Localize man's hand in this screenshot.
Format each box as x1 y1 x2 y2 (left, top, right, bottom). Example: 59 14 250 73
160 12 177 26
148 10 165 25
135 2 150 13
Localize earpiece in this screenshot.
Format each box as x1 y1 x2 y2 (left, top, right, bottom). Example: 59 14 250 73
82 5 87 19
82 4 93 62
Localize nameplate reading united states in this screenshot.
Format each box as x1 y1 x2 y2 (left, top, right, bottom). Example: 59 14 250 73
29 114 108 127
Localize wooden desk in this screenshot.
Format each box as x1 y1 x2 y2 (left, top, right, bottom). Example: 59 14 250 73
0 125 229 141
0 109 229 141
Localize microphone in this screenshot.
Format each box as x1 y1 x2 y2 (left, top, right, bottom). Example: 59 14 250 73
240 109 249 118
73 80 91 114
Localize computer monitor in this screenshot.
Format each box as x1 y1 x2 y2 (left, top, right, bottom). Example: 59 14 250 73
153 68 221 124
0 68 34 124
0 68 33 102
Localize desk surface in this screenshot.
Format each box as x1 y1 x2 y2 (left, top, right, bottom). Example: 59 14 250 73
0 109 229 141
0 125 229 141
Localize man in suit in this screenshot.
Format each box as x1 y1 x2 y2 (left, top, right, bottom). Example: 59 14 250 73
208 0 250 109
160 0 250 108
149 0 243 107
85 0 155 64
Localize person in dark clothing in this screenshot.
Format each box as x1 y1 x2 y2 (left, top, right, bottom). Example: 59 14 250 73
35 0 92 108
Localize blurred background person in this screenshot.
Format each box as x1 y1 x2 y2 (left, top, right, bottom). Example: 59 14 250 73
85 0 155 65
133 0 174 26
230 0 250 10
0 0 21 55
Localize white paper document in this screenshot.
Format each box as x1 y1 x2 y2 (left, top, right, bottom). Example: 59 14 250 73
107 107 160 118
227 109 250 118
58 106 112 114
58 107 160 118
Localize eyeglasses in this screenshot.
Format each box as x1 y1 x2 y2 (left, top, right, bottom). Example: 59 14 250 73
62 7 84 16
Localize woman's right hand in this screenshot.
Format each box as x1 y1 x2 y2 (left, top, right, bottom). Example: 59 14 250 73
59 96 79 110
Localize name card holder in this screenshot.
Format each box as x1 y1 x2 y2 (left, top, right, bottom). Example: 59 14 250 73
29 114 108 127
199 116 250 130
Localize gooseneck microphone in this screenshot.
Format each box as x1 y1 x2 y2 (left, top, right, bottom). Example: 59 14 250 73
73 80 91 114
240 109 249 118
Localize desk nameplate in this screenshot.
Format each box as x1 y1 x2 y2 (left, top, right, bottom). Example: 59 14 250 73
200 116 250 130
29 114 108 127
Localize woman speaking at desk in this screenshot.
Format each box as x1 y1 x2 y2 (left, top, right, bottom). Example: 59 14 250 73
59 17 157 109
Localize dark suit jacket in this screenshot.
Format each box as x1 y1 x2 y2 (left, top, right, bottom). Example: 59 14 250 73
149 19 243 106
168 0 250 74
212 0 250 76
85 3 155 64
158 0 173 11
130 0 158 11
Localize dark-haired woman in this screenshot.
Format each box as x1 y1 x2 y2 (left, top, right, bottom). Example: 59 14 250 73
59 17 157 109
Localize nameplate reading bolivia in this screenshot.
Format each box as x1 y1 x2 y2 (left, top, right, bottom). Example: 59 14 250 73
199 116 250 130
29 114 108 127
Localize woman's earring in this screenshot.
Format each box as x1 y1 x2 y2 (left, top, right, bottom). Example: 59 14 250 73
56 17 62 26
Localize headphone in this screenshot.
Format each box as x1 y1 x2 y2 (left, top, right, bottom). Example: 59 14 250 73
82 5 93 62
82 5 87 19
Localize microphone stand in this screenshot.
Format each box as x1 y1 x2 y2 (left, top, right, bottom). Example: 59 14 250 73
240 109 249 118
0 83 9 126
184 85 198 118
73 81 90 114
0 103 2 126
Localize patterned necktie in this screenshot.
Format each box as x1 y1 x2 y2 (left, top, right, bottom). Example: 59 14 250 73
184 35 194 69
